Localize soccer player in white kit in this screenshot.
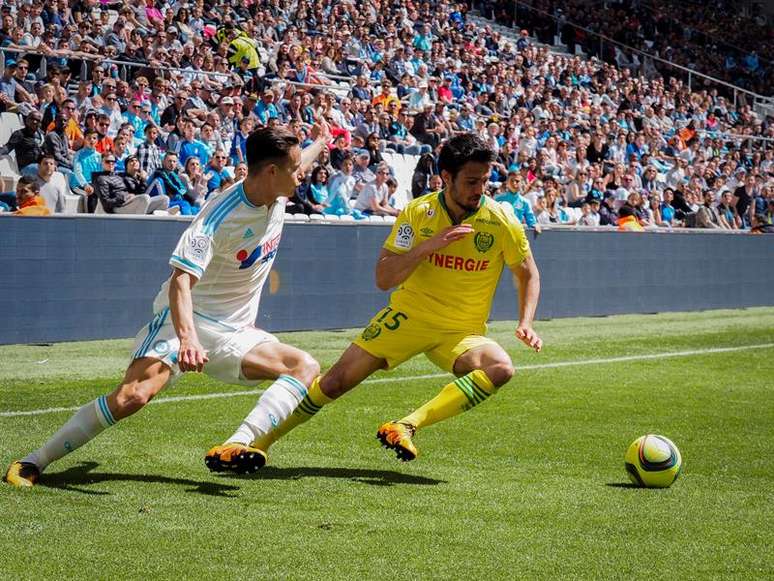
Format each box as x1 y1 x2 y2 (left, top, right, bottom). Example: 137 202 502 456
4 125 331 487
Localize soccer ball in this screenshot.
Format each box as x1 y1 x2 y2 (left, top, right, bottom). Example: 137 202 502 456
624 434 682 488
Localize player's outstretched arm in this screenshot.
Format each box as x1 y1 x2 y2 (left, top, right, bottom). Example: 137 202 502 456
375 225 473 290
298 119 332 176
168 268 209 372
511 255 542 352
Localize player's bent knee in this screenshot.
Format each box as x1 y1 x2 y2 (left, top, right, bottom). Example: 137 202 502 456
112 381 159 418
291 352 320 386
486 361 515 388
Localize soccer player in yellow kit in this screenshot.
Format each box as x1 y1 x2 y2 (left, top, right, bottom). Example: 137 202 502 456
210 133 542 467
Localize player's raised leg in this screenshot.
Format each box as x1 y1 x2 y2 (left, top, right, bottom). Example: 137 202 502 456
377 340 513 462
205 341 322 473
4 358 171 487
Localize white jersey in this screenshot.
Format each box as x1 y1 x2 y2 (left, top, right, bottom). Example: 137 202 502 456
152 181 286 328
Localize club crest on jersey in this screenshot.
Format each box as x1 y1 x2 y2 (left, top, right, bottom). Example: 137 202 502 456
236 233 282 269
361 323 382 341
474 232 494 253
420 227 434 237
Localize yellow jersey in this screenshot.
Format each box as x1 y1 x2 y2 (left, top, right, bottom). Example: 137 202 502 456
383 191 531 331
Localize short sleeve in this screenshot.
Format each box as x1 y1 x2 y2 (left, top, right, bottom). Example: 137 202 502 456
382 207 417 255
502 209 532 267
169 220 215 279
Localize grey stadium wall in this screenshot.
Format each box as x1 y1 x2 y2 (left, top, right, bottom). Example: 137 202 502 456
1 216 773 345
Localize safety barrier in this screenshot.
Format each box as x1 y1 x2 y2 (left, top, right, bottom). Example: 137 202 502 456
1 215 772 344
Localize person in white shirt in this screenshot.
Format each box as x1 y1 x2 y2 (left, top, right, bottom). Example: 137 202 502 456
4 124 335 487
354 162 400 216
34 154 68 213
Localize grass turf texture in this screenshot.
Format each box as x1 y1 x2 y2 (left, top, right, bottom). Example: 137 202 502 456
1 308 772 579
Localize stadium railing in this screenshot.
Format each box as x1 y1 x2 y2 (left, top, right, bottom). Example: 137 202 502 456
481 2 774 114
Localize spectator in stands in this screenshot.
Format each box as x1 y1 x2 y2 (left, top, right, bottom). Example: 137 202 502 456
147 151 190 215
733 174 756 228
326 154 364 219
717 191 741 230
181 157 209 209
365 133 385 168
136 124 162 177
122 156 148 197
42 114 72 171
696 191 723 229
70 129 102 213
95 153 169 215
0 109 43 170
751 213 774 234
94 114 114 155
177 119 210 168
617 205 644 232
308 166 330 208
231 116 254 166
411 152 436 198
354 162 399 216
352 150 376 191
34 154 67 214
496 171 537 228
205 150 233 196
13 175 50 216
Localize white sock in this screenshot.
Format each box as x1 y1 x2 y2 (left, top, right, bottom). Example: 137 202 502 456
22 395 117 471
226 375 308 446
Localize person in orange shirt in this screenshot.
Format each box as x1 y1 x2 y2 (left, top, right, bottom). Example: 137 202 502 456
95 114 115 154
46 99 84 151
617 204 644 231
371 79 401 112
14 176 52 216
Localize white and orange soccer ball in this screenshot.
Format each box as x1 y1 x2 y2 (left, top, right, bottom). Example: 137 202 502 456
624 434 682 488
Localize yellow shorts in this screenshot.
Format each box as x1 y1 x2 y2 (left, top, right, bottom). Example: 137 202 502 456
353 306 499 373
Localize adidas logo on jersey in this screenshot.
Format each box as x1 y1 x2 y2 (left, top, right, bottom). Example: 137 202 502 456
243 228 255 239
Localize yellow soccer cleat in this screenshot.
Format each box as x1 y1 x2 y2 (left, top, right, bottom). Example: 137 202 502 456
376 421 418 462
204 443 267 474
3 461 40 488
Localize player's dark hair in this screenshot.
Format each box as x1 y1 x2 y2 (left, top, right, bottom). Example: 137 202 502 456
437 133 495 179
245 127 299 170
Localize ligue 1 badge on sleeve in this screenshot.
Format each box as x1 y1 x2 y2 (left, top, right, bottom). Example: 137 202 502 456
474 232 494 253
395 224 414 249
190 235 210 258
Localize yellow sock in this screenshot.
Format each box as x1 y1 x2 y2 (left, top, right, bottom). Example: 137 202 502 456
400 369 496 429
252 376 333 450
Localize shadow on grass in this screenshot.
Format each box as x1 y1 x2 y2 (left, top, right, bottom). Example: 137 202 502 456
39 462 240 497
605 482 642 489
224 466 446 487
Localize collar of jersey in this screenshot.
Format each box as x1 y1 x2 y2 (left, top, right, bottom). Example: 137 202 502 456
437 189 484 225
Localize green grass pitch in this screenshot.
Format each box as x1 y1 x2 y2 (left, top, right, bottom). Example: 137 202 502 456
1 308 773 579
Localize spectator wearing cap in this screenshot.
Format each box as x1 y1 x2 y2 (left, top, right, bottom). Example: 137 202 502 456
42 114 72 171
0 110 43 170
0 59 20 112
408 80 432 113
253 90 279 126
70 129 103 212
13 176 50 216
34 154 68 214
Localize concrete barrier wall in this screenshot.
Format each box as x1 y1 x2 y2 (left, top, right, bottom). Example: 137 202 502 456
1 216 773 344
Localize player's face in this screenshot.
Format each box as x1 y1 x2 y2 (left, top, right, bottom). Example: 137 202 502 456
274 145 304 195
448 161 491 213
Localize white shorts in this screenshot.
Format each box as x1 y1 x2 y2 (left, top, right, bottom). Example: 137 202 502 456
130 308 279 386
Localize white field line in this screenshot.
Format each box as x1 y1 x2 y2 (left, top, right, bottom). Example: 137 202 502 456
2 342 773 419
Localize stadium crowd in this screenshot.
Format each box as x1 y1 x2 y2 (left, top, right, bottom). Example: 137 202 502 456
492 0 773 97
0 0 773 231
